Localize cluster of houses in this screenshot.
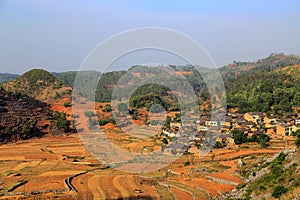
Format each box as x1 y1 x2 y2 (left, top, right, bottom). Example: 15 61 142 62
162 109 300 155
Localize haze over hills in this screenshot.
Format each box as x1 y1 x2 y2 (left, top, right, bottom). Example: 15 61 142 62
0 73 19 84
54 53 300 115
1 53 300 115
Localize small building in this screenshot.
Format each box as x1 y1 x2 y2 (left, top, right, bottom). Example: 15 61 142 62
197 125 208 132
205 121 218 127
264 116 277 124
292 105 300 113
276 124 293 136
244 112 264 123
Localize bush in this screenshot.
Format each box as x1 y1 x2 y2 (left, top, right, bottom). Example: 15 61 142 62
84 111 95 118
63 102 71 107
104 104 112 112
184 161 190 166
53 111 60 118
55 92 61 99
22 125 32 134
236 183 246 190
232 130 248 144
132 111 138 120
108 118 116 124
56 112 70 132
98 119 109 126
5 127 12 134
272 185 288 198
162 138 168 144
259 185 266 191
88 118 98 128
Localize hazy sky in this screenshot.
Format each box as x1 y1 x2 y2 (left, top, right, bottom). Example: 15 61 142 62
0 0 300 74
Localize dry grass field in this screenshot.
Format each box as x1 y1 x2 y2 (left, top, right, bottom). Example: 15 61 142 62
0 132 286 199
0 98 291 199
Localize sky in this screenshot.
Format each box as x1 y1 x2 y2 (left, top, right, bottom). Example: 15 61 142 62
0 0 300 74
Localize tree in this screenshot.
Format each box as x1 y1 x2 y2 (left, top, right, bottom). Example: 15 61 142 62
164 116 171 129
232 130 248 145
272 186 288 198
63 102 71 107
104 104 112 112
162 138 168 144
84 111 95 118
211 153 215 162
5 127 12 134
56 112 70 132
132 111 138 120
117 102 128 115
22 125 31 134
88 118 98 129
98 119 109 126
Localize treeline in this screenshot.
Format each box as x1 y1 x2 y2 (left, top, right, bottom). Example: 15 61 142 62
53 54 300 114
226 70 300 115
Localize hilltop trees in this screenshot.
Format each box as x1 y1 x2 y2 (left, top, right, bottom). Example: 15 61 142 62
226 71 300 114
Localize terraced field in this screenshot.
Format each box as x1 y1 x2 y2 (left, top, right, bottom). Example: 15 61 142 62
0 128 287 199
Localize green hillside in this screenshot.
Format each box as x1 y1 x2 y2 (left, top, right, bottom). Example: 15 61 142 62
2 69 71 102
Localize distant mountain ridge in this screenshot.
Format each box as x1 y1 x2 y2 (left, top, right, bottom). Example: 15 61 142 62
0 73 19 84
1 53 300 115
221 53 300 79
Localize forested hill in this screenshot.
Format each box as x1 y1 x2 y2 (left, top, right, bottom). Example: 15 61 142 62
220 53 300 79
2 53 300 114
2 69 72 103
226 64 300 115
52 54 300 114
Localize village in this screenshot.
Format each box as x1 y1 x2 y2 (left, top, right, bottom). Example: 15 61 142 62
161 105 300 155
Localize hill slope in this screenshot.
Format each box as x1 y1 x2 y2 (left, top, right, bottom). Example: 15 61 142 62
221 53 300 79
0 88 68 144
2 69 72 103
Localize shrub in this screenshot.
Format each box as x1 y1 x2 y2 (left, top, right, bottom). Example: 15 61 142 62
104 104 112 112
271 185 288 198
98 119 109 126
184 161 190 166
132 111 138 120
22 125 31 134
88 118 98 128
259 185 266 191
236 183 246 190
63 102 71 107
55 92 61 99
84 111 95 118
5 127 12 134
108 118 116 124
162 138 168 144
56 112 70 132
53 111 60 118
